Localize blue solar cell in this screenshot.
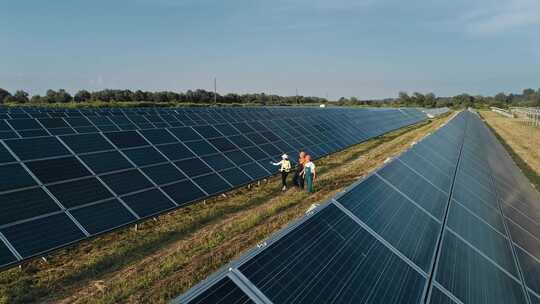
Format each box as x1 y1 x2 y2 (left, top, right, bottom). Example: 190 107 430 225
515 245 540 295
38 118 69 129
429 287 458 304
100 170 153 195
61 133 114 154
0 164 37 192
0 144 15 164
64 117 92 127
193 174 231 195
239 162 269 179
47 177 114 208
378 160 448 220
447 202 517 275
7 118 42 130
242 146 268 160
175 158 213 177
80 151 133 174
0 241 17 268
201 154 235 171
157 143 194 161
224 150 252 166
231 122 254 133
208 137 237 152
239 204 426 304
337 175 440 272
245 132 267 145
19 129 49 137
219 167 252 187
139 129 178 145
186 276 254 304
184 140 218 156
435 231 527 304
162 180 206 206
26 157 91 184
168 127 202 141
213 123 239 136
0 187 60 226
123 189 176 218
0 131 18 139
141 163 187 185
193 125 221 139
5 137 70 161
71 199 136 235
123 146 167 166
1 213 85 258
104 131 149 148
228 135 254 148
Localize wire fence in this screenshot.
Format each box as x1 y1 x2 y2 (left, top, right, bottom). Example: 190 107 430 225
510 107 540 128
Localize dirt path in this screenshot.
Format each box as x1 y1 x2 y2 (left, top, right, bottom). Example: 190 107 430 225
0 114 451 304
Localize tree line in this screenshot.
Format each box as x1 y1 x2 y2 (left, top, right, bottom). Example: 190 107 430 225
334 89 540 108
0 88 327 105
1 87 539 108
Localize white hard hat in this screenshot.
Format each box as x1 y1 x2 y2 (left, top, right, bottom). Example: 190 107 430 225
281 154 288 159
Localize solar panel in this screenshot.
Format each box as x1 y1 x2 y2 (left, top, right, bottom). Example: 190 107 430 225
0 107 429 270
176 111 540 304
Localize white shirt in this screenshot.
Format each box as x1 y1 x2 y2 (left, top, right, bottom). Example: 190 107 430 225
304 161 315 171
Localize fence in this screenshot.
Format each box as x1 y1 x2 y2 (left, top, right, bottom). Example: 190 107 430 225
510 107 540 127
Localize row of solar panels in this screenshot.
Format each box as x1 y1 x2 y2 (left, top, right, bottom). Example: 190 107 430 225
176 110 540 304
422 107 450 117
0 106 424 116
0 107 428 270
0 107 426 139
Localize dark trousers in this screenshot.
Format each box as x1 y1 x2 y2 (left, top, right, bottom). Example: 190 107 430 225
292 169 304 188
281 171 289 187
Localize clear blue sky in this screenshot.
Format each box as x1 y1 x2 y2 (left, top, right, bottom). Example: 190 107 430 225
1 0 539 99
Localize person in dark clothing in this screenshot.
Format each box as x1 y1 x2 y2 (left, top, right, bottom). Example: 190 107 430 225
292 151 306 188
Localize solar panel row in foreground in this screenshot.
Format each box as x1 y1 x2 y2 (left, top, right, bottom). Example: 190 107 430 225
177 110 540 304
0 107 428 270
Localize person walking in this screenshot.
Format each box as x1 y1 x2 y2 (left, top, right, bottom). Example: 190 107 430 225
302 154 316 193
292 151 306 188
271 154 292 191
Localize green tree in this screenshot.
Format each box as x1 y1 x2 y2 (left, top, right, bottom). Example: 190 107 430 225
398 92 410 105
30 95 42 103
74 90 91 102
55 89 72 103
424 93 436 108
0 88 10 104
13 90 29 103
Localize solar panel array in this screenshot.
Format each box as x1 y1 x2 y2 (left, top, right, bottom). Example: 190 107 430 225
176 110 540 304
0 107 428 270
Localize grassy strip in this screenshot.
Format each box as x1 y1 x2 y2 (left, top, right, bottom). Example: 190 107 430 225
0 114 450 304
479 112 540 190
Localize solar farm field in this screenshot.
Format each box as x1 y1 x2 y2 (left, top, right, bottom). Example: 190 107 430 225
0 107 428 271
0 105 454 303
178 110 540 304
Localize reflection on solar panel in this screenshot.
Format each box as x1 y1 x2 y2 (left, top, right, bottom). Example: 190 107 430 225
176 111 540 304
0 106 428 270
